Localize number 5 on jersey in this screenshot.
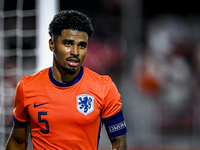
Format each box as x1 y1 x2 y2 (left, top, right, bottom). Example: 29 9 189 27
38 112 49 134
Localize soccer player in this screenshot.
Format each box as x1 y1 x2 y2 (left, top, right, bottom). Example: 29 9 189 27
5 10 127 150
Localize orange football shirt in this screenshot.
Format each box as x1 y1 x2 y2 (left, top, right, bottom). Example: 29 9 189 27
13 66 122 149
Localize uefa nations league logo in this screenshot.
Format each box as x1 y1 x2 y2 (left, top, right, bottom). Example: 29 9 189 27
77 94 94 115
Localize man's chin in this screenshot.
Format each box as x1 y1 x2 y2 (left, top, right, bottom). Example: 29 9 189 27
62 67 77 75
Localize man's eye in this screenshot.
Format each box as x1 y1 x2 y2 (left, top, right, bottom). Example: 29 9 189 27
65 43 71 46
79 45 86 48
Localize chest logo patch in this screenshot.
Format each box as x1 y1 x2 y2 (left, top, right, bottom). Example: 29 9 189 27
77 94 94 115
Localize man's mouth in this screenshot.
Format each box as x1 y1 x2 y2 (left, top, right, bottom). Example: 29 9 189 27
67 57 80 67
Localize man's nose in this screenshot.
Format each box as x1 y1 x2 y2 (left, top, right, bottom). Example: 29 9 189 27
70 45 79 56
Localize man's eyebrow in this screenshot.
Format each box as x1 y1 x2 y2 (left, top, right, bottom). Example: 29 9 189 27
79 41 88 45
62 39 74 43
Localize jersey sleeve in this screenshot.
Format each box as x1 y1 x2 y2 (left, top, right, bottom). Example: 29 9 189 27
13 76 30 127
101 76 127 138
101 76 122 119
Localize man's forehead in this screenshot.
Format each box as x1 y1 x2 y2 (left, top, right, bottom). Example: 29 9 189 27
61 29 87 35
52 29 88 43
60 29 88 40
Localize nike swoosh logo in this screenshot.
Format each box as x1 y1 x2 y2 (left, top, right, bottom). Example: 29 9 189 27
34 102 49 108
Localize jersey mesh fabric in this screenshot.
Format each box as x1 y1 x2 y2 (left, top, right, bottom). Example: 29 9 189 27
13 67 122 150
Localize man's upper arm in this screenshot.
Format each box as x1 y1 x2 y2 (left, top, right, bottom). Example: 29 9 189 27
101 76 127 148
5 123 30 150
6 76 31 150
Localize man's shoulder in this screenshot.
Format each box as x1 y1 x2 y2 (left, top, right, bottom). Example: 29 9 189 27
83 67 111 84
19 67 50 85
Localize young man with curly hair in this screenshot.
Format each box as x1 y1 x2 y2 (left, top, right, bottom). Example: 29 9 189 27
5 10 127 150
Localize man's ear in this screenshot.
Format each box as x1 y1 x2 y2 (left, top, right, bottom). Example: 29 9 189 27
49 38 55 52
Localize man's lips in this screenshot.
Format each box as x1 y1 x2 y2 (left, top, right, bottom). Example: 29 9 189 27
67 57 80 67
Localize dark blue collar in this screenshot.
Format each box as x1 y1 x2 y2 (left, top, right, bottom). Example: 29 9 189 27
48 66 83 87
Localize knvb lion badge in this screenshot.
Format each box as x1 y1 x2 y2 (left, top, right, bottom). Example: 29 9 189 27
77 94 94 115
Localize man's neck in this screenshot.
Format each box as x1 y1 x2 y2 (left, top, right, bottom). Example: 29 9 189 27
51 64 80 83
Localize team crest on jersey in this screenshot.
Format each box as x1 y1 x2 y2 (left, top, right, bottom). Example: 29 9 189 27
77 94 94 115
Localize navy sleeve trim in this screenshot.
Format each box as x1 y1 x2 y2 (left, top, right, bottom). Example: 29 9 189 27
102 110 127 138
13 115 30 127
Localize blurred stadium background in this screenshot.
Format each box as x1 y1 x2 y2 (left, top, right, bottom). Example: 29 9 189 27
1 0 200 149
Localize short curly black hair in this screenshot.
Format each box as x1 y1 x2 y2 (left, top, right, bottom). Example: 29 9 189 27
48 10 94 39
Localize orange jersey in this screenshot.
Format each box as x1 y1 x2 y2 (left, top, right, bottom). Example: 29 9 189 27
13 66 123 149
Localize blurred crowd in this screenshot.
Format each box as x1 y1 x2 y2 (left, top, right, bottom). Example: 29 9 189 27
133 14 199 129
125 14 200 147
